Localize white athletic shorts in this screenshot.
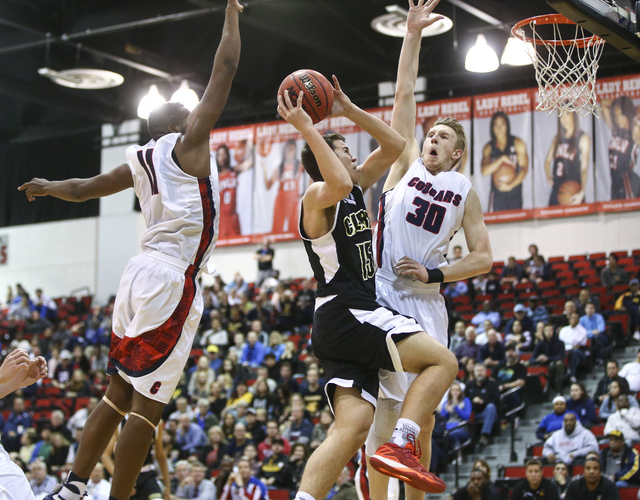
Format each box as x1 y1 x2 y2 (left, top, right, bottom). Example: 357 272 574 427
365 268 448 452
108 251 203 404
0 445 35 500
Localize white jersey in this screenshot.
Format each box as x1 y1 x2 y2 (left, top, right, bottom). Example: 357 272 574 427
126 133 220 270
374 158 471 275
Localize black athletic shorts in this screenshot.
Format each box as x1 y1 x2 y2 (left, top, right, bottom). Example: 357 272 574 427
132 470 163 500
312 292 423 413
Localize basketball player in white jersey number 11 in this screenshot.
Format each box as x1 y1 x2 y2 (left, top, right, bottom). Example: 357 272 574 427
366 1 493 499
18 2 243 500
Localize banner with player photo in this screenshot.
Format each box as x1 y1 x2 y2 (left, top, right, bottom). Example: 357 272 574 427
532 88 597 218
210 125 255 246
254 121 306 241
594 73 640 212
472 89 534 223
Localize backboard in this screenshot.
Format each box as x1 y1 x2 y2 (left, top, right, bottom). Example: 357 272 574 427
547 0 640 61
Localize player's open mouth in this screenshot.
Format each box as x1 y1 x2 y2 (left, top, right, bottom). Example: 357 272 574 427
429 148 438 157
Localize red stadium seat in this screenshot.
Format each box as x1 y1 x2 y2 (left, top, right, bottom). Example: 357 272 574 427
270 490 291 500
620 488 640 500
548 256 565 263
612 250 628 259
589 252 606 260
568 254 587 262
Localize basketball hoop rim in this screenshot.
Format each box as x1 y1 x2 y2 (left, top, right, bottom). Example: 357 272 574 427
512 13 605 48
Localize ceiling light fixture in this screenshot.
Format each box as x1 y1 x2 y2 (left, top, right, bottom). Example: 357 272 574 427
137 84 166 119
500 36 535 66
38 67 124 89
171 80 200 111
465 34 499 73
371 5 452 37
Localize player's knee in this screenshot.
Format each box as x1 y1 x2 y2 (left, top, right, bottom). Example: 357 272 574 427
441 350 459 381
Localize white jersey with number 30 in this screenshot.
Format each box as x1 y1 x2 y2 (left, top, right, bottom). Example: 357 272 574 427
374 158 471 274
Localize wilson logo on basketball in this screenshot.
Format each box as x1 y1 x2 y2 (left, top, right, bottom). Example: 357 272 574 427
299 73 322 108
150 381 162 394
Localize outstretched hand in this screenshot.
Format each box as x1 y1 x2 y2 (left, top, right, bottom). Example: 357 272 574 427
17 178 50 202
407 0 444 33
0 349 47 397
277 89 313 131
227 0 244 13
327 75 352 118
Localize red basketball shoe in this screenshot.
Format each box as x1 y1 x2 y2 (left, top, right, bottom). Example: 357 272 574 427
369 435 446 493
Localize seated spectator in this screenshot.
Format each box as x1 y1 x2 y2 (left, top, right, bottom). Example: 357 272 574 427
176 461 216 500
201 314 230 351
494 344 527 414
300 368 327 418
224 422 255 461
66 369 92 398
221 457 268 500
504 304 534 333
51 349 74 391
241 331 267 369
444 280 468 299
604 394 640 443
449 321 467 355
575 287 601 316
594 360 631 406
477 329 505 368
601 429 640 487
244 408 266 445
567 382 597 428
8 293 32 320
525 255 552 284
29 459 59 497
325 467 358 500
280 404 313 445
615 278 640 341
265 330 286 361
2 397 32 453
537 396 568 441
471 300 501 334
209 381 228 418
194 398 220 433
47 432 70 475
559 312 589 384
601 254 628 290
528 296 549 326
501 256 524 288
226 382 254 411
447 467 504 500
310 409 334 451
171 459 193 496
466 364 500 450
510 459 560 500
277 361 300 394
473 271 501 298
524 244 540 271
169 396 195 422
456 327 480 367
67 396 98 436
580 302 610 364
505 319 532 352
542 412 598 466
243 443 262 477
619 348 640 392
175 413 208 459
599 380 639 421
281 443 309 492
200 425 226 474
551 462 570 497
259 436 290 488
557 300 577 328
564 455 618 499
461 357 476 385
19 428 37 465
532 324 566 394
438 381 472 451
84 462 111 500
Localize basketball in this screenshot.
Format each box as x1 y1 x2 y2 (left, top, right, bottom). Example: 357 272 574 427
557 180 582 205
492 161 517 187
278 69 334 124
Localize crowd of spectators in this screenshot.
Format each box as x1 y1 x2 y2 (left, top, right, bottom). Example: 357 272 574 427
1 245 640 498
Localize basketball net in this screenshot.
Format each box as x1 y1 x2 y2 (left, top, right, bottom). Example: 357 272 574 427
515 16 605 117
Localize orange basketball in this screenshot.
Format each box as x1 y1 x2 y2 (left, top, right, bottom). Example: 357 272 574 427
278 69 334 124
557 180 582 205
492 161 517 186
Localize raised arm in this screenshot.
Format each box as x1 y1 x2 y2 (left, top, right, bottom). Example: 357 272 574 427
278 89 351 213
383 0 443 193
175 0 242 172
18 163 133 203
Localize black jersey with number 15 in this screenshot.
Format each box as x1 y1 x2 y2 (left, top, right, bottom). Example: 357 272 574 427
300 186 376 299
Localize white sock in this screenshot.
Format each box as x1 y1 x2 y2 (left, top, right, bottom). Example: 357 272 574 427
390 418 421 446
295 491 316 500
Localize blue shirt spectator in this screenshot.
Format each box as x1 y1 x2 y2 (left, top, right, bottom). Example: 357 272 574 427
527 296 549 325
471 300 501 334
536 396 568 440
567 382 598 428
580 303 606 338
241 332 267 368
175 415 208 457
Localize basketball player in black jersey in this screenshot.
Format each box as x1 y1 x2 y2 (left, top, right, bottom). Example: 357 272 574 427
545 112 590 206
276 74 458 499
